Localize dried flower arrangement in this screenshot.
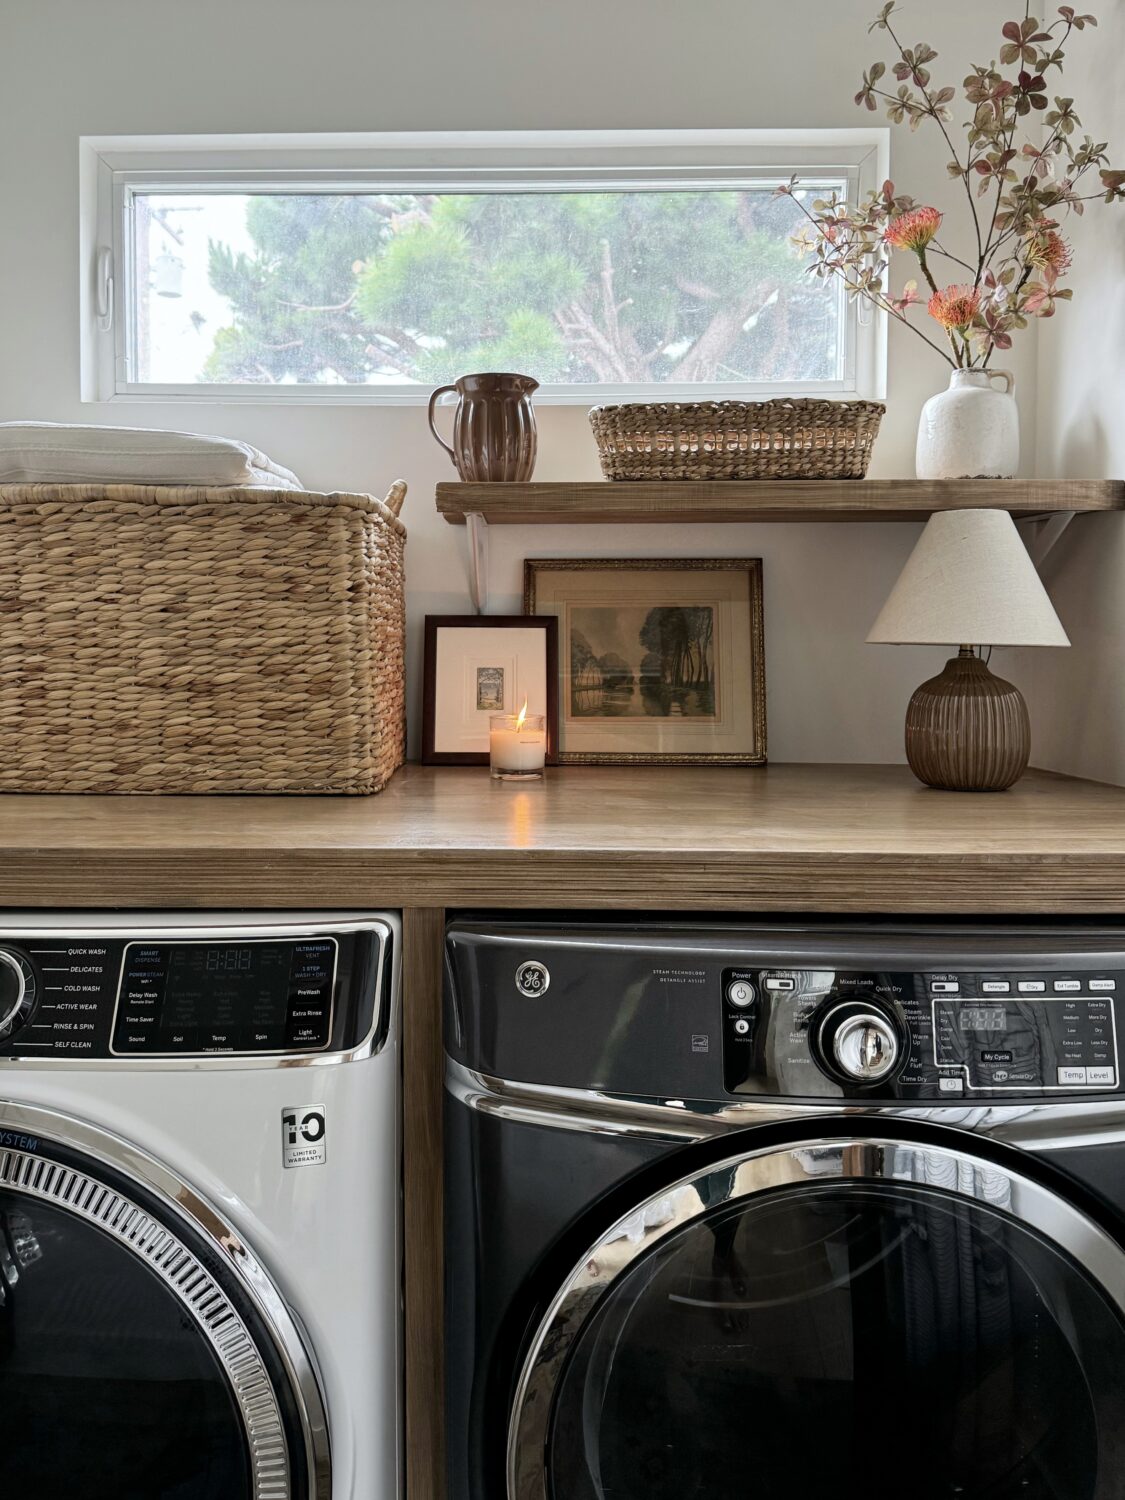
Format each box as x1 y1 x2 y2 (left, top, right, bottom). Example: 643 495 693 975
778 3 1124 370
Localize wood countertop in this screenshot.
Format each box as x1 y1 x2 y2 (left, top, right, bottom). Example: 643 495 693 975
1 762 1124 911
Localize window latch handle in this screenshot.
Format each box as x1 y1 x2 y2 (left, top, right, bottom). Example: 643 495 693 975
95 246 113 333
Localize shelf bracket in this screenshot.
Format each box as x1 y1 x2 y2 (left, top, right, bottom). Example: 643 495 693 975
466 511 490 613
1018 511 1075 568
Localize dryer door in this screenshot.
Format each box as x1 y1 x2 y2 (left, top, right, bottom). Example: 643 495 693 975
0 1103 329 1500
510 1134 1125 1500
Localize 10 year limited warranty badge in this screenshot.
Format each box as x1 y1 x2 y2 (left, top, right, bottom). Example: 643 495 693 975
282 1104 327 1168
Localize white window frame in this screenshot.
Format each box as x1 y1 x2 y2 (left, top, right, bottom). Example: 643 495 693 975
79 129 889 405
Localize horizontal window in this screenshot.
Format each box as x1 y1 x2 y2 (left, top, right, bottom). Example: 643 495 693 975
81 131 889 403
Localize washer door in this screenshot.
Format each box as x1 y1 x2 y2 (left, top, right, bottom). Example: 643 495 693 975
0 1104 329 1500
510 1135 1125 1500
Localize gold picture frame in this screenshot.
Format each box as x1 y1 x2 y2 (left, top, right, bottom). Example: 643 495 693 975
523 558 766 766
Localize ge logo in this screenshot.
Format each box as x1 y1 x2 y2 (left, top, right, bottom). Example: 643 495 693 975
282 1104 327 1168
515 961 550 998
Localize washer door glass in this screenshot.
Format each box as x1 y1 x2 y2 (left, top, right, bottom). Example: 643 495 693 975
0 1189 256 1497
545 1179 1125 1500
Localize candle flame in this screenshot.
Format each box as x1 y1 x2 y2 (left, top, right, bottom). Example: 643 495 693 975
516 699 528 730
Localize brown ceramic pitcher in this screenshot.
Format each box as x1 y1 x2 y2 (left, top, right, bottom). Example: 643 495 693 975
427 372 539 482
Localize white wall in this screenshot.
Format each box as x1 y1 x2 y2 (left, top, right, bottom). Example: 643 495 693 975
1022 1 1125 786
0 0 1043 762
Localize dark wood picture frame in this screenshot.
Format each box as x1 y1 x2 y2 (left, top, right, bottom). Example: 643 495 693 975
421 614 560 766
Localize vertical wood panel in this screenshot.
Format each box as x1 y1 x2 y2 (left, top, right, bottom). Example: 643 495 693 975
403 907 446 1500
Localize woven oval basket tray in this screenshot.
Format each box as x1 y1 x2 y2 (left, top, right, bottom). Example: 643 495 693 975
589 398 885 480
0 481 407 794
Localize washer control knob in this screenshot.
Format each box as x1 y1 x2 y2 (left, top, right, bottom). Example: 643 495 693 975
726 980 756 1008
0 949 28 1034
515 961 550 998
832 1012 900 1083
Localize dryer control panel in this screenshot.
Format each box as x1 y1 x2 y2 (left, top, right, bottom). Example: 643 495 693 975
722 965 1122 1099
0 916 394 1063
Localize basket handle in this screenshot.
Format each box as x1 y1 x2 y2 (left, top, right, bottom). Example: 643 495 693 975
427 384 458 462
384 480 407 518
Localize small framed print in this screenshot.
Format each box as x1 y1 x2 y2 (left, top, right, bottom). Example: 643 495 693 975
422 615 559 765
524 558 766 766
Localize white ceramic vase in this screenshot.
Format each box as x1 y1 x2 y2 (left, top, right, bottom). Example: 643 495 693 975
915 369 1019 479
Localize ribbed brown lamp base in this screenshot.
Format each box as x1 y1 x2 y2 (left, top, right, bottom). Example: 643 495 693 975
905 650 1031 792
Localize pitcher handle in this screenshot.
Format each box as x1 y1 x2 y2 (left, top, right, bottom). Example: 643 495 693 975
988 369 1015 396
427 384 458 461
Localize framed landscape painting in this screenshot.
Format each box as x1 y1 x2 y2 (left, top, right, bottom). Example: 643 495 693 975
523 559 766 766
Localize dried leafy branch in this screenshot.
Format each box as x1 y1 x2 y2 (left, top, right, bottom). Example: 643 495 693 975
777 3 1124 369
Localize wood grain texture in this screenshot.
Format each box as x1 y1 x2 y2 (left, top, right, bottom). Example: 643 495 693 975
2 763 1125 911
402 908 446 1500
436 477 1125 525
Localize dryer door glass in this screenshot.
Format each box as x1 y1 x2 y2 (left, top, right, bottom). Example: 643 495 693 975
520 1143 1125 1500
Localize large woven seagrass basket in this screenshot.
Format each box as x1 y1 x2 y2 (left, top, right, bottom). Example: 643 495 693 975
0 481 407 794
588 398 885 480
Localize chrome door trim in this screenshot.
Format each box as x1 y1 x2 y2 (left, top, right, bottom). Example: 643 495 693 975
507 1134 1125 1500
448 1057 1125 1151
0 910 399 1071
0 1099 331 1500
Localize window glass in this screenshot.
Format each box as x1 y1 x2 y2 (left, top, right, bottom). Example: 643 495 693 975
130 186 842 389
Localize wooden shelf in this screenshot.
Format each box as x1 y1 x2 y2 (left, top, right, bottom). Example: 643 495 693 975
437 477 1125 525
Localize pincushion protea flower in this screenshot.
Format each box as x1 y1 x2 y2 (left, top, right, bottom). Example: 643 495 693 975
927 284 981 331
1026 228 1073 278
883 205 943 251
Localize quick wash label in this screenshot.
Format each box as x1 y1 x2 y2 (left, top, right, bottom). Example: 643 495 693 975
282 1104 327 1168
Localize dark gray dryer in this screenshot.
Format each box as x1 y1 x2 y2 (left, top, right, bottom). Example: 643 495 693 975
444 917 1125 1500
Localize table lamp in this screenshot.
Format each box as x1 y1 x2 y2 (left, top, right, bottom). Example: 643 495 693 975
867 508 1069 792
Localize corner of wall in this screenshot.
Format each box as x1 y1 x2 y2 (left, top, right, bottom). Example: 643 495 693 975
1019 3 1125 787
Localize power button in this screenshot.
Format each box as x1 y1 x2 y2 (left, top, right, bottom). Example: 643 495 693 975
515 961 550 998
726 980 756 1008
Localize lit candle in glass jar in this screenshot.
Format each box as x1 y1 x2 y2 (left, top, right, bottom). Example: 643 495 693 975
489 702 546 781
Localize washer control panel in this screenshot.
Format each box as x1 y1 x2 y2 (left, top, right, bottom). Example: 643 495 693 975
0 920 392 1062
722 965 1122 1099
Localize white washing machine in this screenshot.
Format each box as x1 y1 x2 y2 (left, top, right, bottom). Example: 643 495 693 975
0 909 400 1500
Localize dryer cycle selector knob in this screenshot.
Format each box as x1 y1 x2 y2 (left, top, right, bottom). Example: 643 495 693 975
814 997 905 1086
833 1013 899 1082
0 947 37 1039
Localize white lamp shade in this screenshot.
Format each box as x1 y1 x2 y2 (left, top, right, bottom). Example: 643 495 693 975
866 508 1070 647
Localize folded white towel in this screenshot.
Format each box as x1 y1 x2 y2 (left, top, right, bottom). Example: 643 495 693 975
0 422 303 489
